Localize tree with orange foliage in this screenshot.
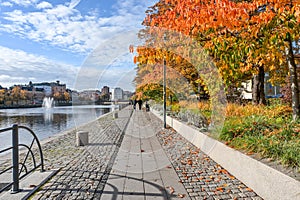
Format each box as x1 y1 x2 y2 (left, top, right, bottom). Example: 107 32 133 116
138 0 300 118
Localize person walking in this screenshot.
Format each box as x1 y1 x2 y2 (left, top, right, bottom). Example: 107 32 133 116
133 99 137 110
137 99 143 110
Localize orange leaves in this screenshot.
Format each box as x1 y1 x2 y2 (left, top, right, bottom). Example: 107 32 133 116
133 56 137 64
217 169 229 174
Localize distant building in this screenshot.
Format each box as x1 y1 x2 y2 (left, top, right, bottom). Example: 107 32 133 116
32 81 66 96
79 90 101 101
111 87 123 101
100 86 110 101
32 84 52 96
123 91 133 100
241 74 282 100
101 86 110 95
51 81 66 96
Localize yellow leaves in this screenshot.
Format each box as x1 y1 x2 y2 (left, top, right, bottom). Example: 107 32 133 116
269 65 276 71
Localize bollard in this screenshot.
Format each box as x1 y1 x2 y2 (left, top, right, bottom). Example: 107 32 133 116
113 111 118 119
76 131 89 146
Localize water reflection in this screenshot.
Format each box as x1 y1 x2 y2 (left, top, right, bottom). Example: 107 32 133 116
0 105 111 150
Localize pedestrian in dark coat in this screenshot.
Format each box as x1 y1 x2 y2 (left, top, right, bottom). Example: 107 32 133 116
138 99 143 110
133 99 137 110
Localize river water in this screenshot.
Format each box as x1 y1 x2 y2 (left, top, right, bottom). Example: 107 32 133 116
0 105 113 150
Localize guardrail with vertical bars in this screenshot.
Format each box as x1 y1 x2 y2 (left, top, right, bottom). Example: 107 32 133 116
0 124 44 193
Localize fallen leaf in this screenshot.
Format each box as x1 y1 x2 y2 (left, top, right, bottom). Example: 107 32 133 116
180 160 187 165
218 169 228 174
166 186 175 194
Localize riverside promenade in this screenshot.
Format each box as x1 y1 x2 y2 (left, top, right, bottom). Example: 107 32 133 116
3 106 262 199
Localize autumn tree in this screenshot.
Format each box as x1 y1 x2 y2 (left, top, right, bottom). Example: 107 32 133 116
137 0 300 119
0 89 5 105
10 86 26 104
63 91 71 103
53 92 62 102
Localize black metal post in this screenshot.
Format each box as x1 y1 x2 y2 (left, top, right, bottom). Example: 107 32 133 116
163 33 167 129
11 124 20 193
163 59 167 128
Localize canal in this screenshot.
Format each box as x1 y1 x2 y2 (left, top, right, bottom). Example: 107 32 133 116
0 105 113 150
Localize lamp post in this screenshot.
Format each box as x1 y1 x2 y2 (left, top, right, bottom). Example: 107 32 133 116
163 59 167 128
163 33 167 129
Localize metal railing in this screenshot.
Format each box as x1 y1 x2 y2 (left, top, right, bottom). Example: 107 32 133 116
0 124 44 193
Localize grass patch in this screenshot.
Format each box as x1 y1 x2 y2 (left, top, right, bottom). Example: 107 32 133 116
171 100 300 171
221 115 300 169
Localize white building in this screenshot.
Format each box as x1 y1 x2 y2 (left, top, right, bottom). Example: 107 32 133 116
241 74 282 100
34 85 52 96
111 87 123 101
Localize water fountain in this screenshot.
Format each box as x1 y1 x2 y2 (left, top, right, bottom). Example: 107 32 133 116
42 97 54 109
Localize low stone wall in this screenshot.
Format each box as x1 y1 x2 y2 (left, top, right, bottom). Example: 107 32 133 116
151 109 300 200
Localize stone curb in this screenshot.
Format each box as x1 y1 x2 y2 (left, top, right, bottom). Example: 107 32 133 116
151 109 300 200
0 169 59 200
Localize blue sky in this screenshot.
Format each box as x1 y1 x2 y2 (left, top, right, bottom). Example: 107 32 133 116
0 0 156 91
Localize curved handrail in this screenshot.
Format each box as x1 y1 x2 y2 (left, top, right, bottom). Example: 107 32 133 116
0 124 44 193
18 125 44 172
18 144 37 170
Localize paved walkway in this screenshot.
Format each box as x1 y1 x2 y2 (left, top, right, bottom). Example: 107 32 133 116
101 110 188 199
9 106 262 199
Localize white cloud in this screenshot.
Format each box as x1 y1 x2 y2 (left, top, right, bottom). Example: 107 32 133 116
0 0 156 54
0 0 157 90
36 1 52 9
74 30 140 91
1 2 13 7
0 46 78 88
8 0 39 7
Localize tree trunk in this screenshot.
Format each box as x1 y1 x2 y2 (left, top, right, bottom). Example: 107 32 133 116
252 74 259 105
252 66 266 105
286 39 299 121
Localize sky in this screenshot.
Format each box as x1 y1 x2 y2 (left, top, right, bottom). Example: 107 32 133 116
0 0 157 91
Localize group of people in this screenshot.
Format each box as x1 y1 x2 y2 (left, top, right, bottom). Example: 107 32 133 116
132 99 150 111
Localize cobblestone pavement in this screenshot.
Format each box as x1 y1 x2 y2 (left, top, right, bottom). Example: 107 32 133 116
1 107 263 199
150 114 263 200
30 107 132 200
